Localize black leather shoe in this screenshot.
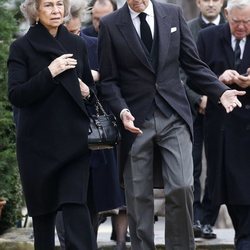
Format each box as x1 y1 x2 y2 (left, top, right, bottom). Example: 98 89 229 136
193 220 202 238
201 224 217 239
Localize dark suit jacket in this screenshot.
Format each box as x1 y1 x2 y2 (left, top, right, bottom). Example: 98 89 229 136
184 13 226 116
81 25 98 38
98 2 229 179
197 24 250 205
8 23 94 216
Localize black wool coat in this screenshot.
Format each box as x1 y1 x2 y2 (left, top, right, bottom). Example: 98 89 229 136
7 23 94 216
197 24 250 205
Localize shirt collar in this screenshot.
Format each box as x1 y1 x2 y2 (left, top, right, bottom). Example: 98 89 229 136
232 35 246 44
201 14 220 26
128 0 154 20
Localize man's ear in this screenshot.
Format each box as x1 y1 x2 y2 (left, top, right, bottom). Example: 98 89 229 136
224 8 229 21
196 0 201 9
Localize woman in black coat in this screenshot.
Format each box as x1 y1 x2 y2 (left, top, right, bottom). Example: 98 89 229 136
7 0 97 249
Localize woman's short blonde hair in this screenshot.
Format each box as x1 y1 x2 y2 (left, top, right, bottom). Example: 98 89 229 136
20 0 70 25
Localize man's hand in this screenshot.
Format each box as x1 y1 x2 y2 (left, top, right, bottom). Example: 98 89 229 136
220 90 246 113
219 69 239 85
121 111 143 134
233 74 250 89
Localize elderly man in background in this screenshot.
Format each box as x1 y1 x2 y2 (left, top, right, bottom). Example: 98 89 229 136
196 0 250 249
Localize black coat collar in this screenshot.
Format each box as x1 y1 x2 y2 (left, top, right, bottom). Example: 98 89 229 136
26 23 88 114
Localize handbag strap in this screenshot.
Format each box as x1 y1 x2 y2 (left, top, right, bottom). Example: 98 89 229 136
92 92 108 117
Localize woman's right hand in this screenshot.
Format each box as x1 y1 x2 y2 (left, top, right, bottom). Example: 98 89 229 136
48 54 77 78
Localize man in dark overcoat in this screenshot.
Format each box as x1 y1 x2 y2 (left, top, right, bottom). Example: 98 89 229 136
196 0 250 248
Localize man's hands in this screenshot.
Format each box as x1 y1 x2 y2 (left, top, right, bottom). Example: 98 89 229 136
48 54 77 78
219 68 250 89
121 111 143 134
220 89 245 113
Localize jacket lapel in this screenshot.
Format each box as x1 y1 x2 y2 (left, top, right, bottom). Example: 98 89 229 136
220 24 235 70
241 36 250 73
116 4 155 73
26 24 88 114
153 2 171 74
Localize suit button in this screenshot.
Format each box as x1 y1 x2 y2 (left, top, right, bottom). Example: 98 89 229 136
245 104 250 109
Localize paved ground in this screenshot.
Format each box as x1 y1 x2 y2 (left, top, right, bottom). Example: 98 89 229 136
0 216 235 249
97 216 235 249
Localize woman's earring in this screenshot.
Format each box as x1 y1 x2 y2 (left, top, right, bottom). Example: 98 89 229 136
35 18 39 25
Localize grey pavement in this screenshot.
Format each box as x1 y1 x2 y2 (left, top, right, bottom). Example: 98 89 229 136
0 215 235 249
97 216 235 249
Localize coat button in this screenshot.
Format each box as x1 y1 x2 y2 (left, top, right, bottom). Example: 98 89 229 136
245 104 250 109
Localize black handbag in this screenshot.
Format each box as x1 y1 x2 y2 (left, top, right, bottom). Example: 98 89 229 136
88 93 121 150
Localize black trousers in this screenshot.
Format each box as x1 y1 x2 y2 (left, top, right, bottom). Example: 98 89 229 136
227 205 250 250
32 203 97 250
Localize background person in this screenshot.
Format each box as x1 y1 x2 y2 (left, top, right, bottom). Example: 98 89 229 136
7 0 97 249
196 0 250 248
98 0 245 249
183 0 225 239
63 2 129 249
81 0 117 37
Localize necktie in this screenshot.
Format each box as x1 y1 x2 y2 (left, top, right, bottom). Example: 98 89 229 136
234 39 241 70
139 12 153 52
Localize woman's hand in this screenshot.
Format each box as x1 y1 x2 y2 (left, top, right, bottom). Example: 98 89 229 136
48 54 77 77
78 78 90 98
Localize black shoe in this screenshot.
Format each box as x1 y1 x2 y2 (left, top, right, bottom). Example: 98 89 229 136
201 224 217 239
193 220 202 238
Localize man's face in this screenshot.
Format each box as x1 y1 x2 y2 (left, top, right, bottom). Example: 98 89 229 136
127 0 149 13
65 17 81 35
225 5 250 40
92 1 114 32
196 0 224 21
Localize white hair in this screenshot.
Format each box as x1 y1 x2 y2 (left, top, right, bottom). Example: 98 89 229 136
226 0 250 11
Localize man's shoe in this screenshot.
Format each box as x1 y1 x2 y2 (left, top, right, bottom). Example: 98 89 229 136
193 220 202 238
201 224 217 239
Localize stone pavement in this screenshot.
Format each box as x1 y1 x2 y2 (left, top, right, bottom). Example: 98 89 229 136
0 216 235 249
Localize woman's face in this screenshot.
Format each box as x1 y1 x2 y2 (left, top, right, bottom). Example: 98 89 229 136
37 0 65 35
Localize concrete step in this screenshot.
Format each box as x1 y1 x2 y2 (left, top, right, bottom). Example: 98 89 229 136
0 217 235 249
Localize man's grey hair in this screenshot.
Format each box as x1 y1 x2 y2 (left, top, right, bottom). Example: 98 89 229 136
226 0 250 11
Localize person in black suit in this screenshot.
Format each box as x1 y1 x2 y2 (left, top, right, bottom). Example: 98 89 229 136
184 0 225 239
81 0 117 38
196 0 250 249
60 3 129 250
98 0 245 249
7 0 97 249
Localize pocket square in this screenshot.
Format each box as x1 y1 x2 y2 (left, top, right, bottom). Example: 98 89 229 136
171 27 177 33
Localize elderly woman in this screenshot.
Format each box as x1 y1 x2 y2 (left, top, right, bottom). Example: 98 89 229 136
7 0 97 249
